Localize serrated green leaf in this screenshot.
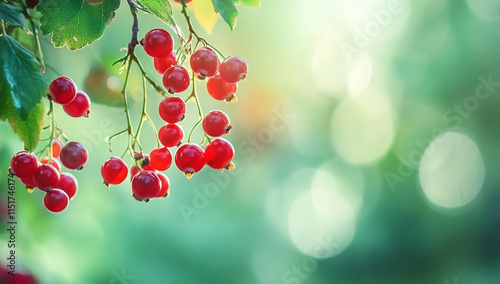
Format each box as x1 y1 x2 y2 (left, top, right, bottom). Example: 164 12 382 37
211 0 238 30
37 0 120 50
138 0 177 30
0 2 28 28
235 0 260 6
0 35 46 119
8 99 45 151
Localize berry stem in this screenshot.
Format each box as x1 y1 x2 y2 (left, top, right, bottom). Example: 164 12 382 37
186 71 204 143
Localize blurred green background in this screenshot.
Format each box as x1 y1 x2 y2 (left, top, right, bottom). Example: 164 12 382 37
2 0 500 283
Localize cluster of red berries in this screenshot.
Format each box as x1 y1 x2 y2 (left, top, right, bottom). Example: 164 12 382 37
9 140 88 213
142 28 247 101
49 76 91 118
99 27 247 202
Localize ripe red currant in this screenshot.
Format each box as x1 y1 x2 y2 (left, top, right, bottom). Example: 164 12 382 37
131 171 161 201
149 147 172 171
140 155 155 171
154 52 177 74
141 29 174 58
130 164 140 179
204 138 234 170
219 56 248 83
163 66 190 94
44 189 69 213
33 164 60 191
190 47 220 79
62 90 91 118
158 96 186 123
175 143 205 178
10 151 38 178
57 173 78 199
20 174 37 189
51 139 63 158
203 110 232 137
101 157 128 186
26 0 40 9
60 141 88 170
49 76 77 105
159 123 184 147
207 74 238 101
155 172 170 197
40 156 61 172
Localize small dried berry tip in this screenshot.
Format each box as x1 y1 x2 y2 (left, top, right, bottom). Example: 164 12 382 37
226 124 233 134
226 94 237 102
134 151 144 160
26 187 35 194
84 110 91 118
185 172 194 179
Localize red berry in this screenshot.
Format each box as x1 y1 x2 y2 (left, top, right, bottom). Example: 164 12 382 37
130 164 140 179
159 123 184 147
20 174 37 189
26 0 40 9
207 74 238 101
175 143 205 177
219 56 248 83
140 155 155 171
131 171 161 201
204 138 234 170
60 141 88 170
10 151 38 178
149 147 172 171
155 172 170 197
142 29 174 58
33 164 60 190
49 76 77 104
40 157 61 172
101 157 128 186
62 91 91 118
158 96 186 123
51 139 63 158
190 47 220 79
154 52 177 74
163 66 190 94
44 189 69 213
203 110 232 137
57 173 78 199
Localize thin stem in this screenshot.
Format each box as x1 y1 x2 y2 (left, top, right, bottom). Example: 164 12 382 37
126 0 139 58
134 59 167 96
187 72 204 143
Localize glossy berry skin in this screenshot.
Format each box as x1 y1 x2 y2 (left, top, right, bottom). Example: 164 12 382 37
40 157 61 172
49 76 77 105
57 173 78 199
155 172 170 197
131 171 161 201
154 52 177 74
219 56 248 83
51 139 63 158
158 96 186 123
130 164 140 179
203 110 232 137
190 47 220 79
63 91 91 117
159 123 184 147
10 151 38 178
60 141 88 170
163 66 190 94
33 164 60 191
44 189 69 213
142 29 174 58
207 74 238 101
26 0 40 9
150 147 172 171
101 157 128 186
204 138 234 169
175 143 205 177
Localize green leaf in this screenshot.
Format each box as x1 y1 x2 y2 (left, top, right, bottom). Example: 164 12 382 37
138 0 177 30
0 35 46 119
211 0 238 30
8 100 45 152
234 0 260 6
37 0 121 50
0 2 28 28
